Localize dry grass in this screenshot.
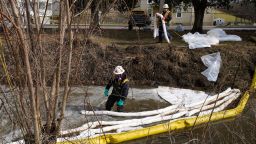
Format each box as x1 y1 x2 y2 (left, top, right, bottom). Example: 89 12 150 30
88 29 187 48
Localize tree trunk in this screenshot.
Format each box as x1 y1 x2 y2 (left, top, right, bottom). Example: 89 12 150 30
159 0 165 13
49 0 67 139
57 0 73 131
191 0 207 33
24 0 35 52
9 1 41 143
90 0 101 29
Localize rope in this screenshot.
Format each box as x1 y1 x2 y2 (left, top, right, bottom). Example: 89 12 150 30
170 30 183 38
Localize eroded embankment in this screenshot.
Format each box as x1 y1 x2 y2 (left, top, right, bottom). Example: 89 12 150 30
1 31 255 93
73 37 256 93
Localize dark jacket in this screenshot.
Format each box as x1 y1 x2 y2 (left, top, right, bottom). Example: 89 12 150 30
105 77 129 99
158 10 172 26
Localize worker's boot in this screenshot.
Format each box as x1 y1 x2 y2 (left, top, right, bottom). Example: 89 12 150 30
117 106 124 112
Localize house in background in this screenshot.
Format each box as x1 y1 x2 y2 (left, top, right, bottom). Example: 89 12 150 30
172 7 215 26
136 0 255 27
136 0 216 26
18 0 59 24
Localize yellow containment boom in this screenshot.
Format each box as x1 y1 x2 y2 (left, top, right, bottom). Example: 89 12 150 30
59 68 256 144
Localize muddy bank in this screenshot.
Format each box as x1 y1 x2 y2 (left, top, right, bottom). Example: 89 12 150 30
1 30 255 93
1 30 255 103
72 30 256 93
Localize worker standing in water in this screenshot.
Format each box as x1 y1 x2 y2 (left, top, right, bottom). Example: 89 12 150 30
104 66 129 112
158 4 172 43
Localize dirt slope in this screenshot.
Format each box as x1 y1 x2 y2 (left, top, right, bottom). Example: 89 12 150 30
71 30 256 93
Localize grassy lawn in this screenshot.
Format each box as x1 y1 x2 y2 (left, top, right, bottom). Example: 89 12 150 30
214 10 253 23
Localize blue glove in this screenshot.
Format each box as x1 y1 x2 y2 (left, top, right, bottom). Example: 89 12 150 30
104 87 109 97
117 99 124 106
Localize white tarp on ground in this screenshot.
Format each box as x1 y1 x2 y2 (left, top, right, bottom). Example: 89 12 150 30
182 28 242 49
157 86 210 106
182 32 219 49
157 87 240 108
207 28 242 42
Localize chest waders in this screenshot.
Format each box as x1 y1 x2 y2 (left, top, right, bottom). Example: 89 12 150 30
106 79 129 112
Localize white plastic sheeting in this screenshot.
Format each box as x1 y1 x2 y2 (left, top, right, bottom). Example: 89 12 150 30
157 87 236 108
182 28 242 49
153 13 170 43
207 28 242 42
201 52 222 82
157 86 210 106
182 32 219 49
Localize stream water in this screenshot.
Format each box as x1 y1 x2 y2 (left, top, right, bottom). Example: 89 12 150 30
126 99 256 144
1 86 255 143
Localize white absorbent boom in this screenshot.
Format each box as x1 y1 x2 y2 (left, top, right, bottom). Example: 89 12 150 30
154 13 170 43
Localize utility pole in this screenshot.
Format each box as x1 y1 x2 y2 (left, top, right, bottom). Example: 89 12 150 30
159 0 165 12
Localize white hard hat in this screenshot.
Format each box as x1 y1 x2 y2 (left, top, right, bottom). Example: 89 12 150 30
113 66 125 75
163 4 169 9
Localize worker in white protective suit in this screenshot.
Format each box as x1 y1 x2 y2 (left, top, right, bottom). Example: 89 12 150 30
158 4 172 43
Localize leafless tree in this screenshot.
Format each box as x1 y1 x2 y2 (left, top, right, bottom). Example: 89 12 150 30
0 0 127 143
0 0 76 143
